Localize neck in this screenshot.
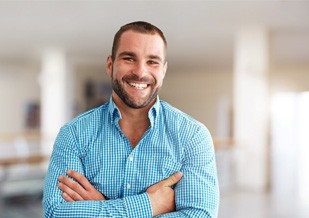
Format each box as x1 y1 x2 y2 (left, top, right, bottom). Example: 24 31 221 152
112 93 156 148
112 92 157 128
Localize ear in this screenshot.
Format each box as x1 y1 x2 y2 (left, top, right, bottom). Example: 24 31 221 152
106 56 113 78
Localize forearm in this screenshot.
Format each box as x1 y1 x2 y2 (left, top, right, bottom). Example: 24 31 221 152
43 125 152 218
43 192 152 218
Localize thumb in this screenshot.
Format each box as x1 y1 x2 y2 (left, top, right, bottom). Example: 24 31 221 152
161 172 183 187
148 172 183 192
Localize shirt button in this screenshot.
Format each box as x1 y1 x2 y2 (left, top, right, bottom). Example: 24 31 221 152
127 184 131 189
129 156 133 161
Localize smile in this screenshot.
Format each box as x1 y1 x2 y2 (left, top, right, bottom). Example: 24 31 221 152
128 82 148 90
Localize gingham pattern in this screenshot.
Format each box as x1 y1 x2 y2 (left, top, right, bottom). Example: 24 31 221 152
43 96 219 218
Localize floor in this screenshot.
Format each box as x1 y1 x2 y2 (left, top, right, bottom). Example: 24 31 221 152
1 191 309 218
1 194 43 218
219 191 309 218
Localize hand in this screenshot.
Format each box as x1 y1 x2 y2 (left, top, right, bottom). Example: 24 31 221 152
146 172 183 217
58 170 106 202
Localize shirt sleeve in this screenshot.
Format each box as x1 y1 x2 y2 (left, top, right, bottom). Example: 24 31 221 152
42 125 153 218
156 125 220 218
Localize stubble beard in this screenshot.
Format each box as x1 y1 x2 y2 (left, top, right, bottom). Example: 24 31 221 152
111 74 160 109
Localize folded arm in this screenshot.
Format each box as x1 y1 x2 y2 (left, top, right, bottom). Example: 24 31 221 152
43 125 182 218
43 125 153 217
156 125 220 218
59 170 182 217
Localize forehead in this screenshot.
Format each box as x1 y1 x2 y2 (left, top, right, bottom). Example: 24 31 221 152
116 30 166 57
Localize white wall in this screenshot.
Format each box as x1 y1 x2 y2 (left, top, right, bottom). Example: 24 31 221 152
0 61 40 133
161 69 233 137
270 64 309 201
270 65 309 93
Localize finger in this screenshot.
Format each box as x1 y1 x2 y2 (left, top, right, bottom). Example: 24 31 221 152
62 192 74 202
158 172 183 188
148 172 183 192
58 182 83 201
58 175 85 192
67 170 93 191
58 175 87 199
65 171 107 201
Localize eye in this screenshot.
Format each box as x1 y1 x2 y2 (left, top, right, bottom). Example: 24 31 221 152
123 57 135 62
148 60 159 65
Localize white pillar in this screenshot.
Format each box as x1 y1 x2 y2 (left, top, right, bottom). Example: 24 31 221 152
39 49 74 155
233 27 269 190
271 92 309 207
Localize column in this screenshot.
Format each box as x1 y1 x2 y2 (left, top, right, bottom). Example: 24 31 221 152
39 49 74 155
233 27 269 190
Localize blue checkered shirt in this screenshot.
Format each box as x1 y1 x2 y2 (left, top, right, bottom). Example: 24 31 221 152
43 97 219 217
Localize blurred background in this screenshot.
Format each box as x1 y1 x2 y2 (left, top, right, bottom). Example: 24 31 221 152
0 0 309 217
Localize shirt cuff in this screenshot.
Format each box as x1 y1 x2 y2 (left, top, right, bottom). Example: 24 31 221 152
124 192 152 218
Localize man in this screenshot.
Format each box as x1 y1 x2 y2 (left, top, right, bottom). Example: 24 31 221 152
43 21 219 217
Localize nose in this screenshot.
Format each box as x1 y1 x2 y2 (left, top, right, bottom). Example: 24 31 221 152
133 61 147 78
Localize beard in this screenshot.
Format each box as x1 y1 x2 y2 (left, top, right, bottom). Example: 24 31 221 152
112 73 160 109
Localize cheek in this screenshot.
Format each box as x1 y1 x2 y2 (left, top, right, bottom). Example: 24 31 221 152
113 65 130 78
155 72 165 84
110 68 121 80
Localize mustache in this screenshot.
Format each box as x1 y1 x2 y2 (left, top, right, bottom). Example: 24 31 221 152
123 74 155 84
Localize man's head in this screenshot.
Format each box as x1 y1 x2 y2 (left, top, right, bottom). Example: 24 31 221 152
106 21 168 109
111 21 167 62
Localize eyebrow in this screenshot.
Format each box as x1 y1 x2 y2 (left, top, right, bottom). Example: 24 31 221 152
148 55 163 63
118 51 136 58
117 51 163 63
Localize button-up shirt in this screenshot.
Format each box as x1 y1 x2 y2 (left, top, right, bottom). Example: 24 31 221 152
43 96 219 217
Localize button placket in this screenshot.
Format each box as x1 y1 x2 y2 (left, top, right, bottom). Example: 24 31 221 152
123 151 137 196
129 156 133 162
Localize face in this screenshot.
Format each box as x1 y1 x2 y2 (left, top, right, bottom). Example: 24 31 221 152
106 30 167 109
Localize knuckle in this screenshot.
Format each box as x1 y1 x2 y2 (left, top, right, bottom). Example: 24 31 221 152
71 192 79 200
164 177 175 186
169 176 177 183
71 182 79 190
84 193 90 200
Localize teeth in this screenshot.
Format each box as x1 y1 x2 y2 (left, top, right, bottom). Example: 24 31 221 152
129 82 147 89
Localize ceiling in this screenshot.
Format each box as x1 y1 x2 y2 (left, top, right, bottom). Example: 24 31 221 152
0 0 308 71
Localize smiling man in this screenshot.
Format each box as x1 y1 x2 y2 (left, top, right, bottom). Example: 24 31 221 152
43 21 219 217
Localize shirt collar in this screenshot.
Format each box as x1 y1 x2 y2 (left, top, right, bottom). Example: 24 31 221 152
108 96 121 123
108 95 160 127
148 96 160 127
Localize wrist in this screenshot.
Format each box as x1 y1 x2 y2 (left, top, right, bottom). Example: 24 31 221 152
124 193 152 217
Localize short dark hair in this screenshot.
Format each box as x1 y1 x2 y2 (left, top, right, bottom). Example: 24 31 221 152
111 21 167 61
